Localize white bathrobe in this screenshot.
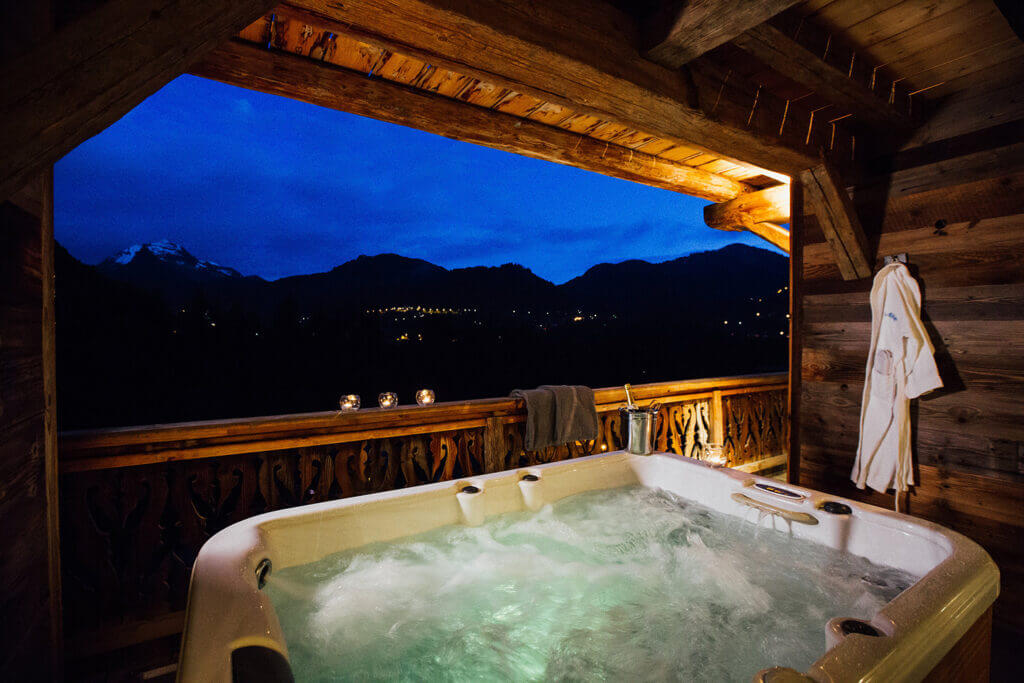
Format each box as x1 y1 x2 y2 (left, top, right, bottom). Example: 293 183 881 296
851 263 942 496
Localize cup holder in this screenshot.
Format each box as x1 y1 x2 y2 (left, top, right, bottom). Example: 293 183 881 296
820 501 853 515
840 619 882 637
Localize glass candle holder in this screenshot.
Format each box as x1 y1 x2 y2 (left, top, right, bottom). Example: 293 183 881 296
415 389 435 406
339 394 360 412
704 442 727 467
378 392 398 409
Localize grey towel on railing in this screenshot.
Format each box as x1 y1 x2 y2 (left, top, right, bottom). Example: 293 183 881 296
510 385 598 450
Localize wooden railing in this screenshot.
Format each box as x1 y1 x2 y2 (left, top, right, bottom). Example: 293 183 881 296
57 373 787 657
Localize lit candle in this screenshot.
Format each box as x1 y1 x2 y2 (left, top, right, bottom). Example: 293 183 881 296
378 392 398 409
339 394 360 412
415 389 435 406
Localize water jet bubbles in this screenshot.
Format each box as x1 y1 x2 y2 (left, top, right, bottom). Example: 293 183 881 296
267 485 918 681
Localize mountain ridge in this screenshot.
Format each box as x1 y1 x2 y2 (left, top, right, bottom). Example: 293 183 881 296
57 241 789 429
98 240 782 294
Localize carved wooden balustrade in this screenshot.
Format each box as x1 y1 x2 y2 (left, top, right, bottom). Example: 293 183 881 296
57 373 787 657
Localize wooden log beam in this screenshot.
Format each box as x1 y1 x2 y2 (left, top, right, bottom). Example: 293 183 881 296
0 0 276 202
800 161 872 280
285 0 823 175
745 222 791 253
731 21 913 130
704 184 791 251
704 184 790 230
190 40 750 202
643 0 801 67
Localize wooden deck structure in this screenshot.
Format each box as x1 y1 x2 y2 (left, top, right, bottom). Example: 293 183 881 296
2 0 1023 680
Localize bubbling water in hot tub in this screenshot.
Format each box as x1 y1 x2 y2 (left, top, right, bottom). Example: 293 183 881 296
266 486 915 681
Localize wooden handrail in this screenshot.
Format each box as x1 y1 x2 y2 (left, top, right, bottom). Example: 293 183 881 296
58 373 786 472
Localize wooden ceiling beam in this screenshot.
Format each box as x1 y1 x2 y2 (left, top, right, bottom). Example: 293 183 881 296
190 40 752 203
0 0 277 202
745 222 790 253
703 184 791 252
731 20 914 130
643 0 802 68
284 0 824 175
800 161 872 279
704 184 790 231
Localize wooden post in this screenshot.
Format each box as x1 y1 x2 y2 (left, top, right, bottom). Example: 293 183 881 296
41 168 62 678
711 390 725 452
787 179 803 485
800 161 873 280
483 417 505 474
0 171 61 678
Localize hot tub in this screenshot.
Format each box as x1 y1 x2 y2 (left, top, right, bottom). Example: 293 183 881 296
178 451 998 682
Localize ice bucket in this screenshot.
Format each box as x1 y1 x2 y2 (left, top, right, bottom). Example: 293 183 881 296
619 403 661 455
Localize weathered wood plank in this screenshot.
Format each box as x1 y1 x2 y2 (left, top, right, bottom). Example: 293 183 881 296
284 0 823 174
0 192 53 678
0 0 276 202
190 40 750 202
801 161 872 279
732 21 913 129
803 213 1024 291
642 0 800 67
802 374 1024 451
40 168 62 673
860 141 1024 207
788 178 804 484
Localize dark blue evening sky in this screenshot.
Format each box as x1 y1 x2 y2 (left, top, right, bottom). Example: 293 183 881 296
55 75 780 284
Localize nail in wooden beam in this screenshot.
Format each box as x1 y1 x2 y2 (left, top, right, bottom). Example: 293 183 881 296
732 22 913 130
800 162 872 279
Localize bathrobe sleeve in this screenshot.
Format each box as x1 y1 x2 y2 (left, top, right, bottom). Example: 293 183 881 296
898 273 943 399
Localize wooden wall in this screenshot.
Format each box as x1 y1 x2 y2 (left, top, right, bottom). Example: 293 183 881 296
0 174 61 680
794 120 1024 635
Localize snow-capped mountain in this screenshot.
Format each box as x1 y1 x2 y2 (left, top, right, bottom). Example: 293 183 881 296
103 240 241 278
96 240 259 305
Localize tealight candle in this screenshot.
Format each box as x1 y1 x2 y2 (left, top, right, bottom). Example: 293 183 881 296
378 392 398 409
415 389 435 406
339 394 360 412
